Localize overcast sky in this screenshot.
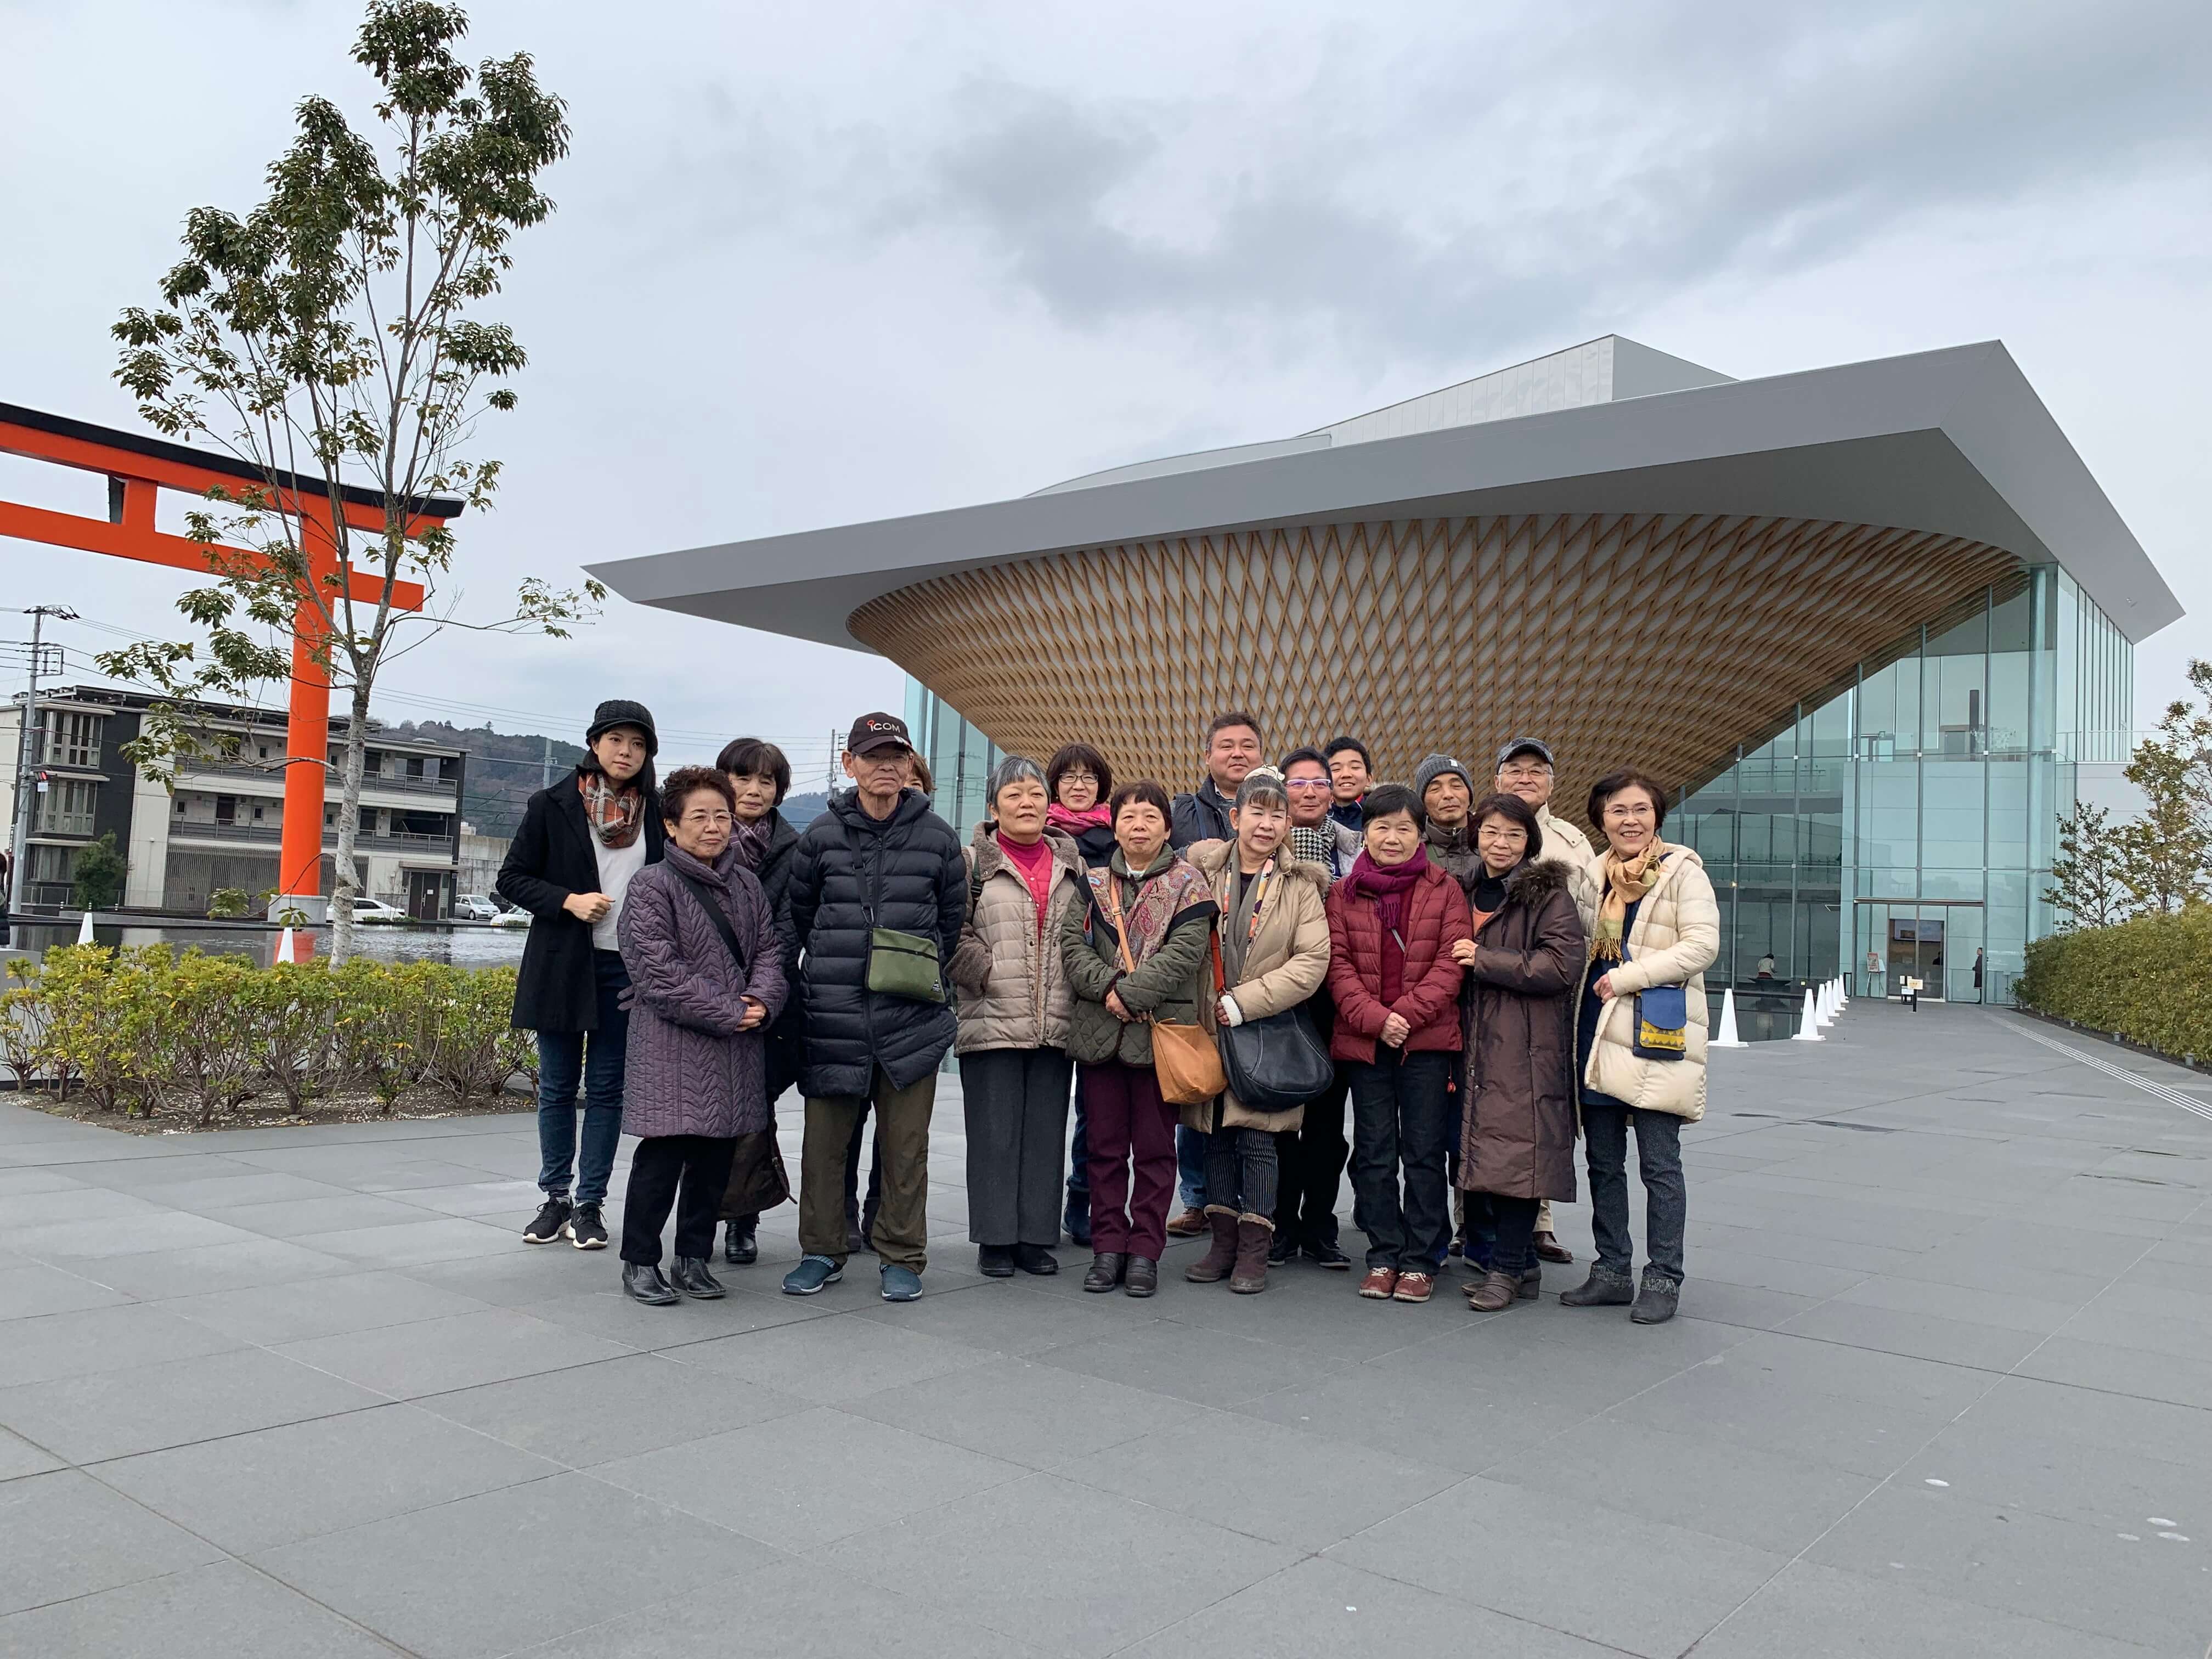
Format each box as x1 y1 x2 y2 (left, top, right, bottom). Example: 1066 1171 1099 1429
4 0 2207 787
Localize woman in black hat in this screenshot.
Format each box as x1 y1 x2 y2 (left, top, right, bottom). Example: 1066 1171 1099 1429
496 699 664 1252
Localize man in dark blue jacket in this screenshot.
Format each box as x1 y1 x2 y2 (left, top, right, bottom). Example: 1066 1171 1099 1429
781 714 964 1302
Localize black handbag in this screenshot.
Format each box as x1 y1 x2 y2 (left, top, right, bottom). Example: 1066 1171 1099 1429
1211 934 1334 1115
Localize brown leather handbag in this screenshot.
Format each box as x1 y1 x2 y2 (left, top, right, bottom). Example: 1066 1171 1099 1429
1096 874 1224 1107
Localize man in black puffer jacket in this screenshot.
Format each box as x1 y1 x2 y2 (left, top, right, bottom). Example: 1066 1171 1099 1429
782 713 964 1302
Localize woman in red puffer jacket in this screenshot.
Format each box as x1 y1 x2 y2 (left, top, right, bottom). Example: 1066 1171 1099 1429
1324 782 1471 1307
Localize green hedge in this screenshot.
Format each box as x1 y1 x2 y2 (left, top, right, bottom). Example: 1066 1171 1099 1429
2017 906 2212 1064
1 945 533 1124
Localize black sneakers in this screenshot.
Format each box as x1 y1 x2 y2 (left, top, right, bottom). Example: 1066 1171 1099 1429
568 1203 608 1250
523 1197 572 1244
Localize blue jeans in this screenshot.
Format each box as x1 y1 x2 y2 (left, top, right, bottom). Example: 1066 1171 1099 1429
1582 1099 1685 1283
535 950 630 1205
1176 1125 1210 1210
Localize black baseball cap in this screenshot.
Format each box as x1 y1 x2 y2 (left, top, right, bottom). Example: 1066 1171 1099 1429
1494 738 1554 770
847 712 914 757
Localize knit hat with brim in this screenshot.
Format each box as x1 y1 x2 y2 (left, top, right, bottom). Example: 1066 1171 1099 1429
1413 753 1474 802
586 698 658 755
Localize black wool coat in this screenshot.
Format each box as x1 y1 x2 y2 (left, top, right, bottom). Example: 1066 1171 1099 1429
750 808 806 1101
787 788 966 1097
496 774 665 1033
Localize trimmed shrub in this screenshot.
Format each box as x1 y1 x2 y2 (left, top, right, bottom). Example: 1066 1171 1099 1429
1 945 531 1121
2017 905 2212 1063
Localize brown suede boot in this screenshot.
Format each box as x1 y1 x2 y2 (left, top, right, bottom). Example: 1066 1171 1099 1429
1229 1215 1274 1294
1184 1206 1242 1283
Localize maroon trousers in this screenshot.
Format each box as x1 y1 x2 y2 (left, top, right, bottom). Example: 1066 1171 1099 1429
1081 1061 1180 1261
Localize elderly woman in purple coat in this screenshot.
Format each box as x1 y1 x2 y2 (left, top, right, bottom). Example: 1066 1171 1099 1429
614 766 788 1305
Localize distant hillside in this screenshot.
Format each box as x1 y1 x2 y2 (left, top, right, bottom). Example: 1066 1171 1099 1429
387 719 829 837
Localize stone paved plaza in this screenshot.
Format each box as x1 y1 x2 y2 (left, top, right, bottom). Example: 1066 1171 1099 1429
0 1002 2208 1657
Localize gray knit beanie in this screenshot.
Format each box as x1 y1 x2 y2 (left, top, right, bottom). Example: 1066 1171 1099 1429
1413 753 1474 802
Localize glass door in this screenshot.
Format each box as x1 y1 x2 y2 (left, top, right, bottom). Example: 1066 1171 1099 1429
1943 905 1985 1004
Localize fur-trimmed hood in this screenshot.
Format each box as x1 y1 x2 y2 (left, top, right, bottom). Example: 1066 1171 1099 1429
967 817 1082 882
1493 855 1573 912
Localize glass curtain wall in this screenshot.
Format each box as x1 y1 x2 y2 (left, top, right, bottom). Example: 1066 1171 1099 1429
1677 567 2122 1007
904 681 1002 838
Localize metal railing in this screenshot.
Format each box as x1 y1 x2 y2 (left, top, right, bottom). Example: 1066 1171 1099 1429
167 821 455 855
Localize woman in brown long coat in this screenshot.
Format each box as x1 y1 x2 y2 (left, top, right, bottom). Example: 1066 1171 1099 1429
1450 792 1585 1312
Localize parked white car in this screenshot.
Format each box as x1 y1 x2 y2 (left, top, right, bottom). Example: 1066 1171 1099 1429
347 898 408 924
489 905 531 928
454 894 501 922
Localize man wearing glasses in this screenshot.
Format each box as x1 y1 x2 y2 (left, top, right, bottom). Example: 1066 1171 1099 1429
1492 737 1595 1266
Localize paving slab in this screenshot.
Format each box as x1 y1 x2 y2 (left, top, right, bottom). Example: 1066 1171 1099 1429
0 1001 2205 1657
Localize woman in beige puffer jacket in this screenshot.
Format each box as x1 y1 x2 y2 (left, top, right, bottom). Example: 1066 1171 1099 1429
1179 769 1333 1294
946 757 1088 1277
1564 768 1719 1327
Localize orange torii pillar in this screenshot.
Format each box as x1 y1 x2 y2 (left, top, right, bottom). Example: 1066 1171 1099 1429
0 402 455 916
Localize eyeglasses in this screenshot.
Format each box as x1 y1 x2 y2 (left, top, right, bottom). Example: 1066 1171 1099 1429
680 811 733 828
1284 778 1332 791
1604 802 1657 820
1059 770 1097 785
1498 765 1551 782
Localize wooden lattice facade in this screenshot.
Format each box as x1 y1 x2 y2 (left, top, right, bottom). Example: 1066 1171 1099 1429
848 514 2020 809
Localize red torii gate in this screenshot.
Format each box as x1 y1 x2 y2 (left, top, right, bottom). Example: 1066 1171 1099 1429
0 402 459 911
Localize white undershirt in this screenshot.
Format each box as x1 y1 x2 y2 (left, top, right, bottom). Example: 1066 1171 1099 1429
590 833 648 952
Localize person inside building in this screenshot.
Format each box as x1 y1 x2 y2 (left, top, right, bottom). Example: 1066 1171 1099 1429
1565 768 1718 1326
1450 792 1585 1312
1167 710 1266 1237
1274 746 1358 1268
1324 736 1372 833
613 766 787 1305
949 755 1087 1277
1062 780 1218 1297
1325 783 1471 1305
713 736 804 1268
1046 742 1118 1248
781 713 966 1304
499 699 664 1254
1493 737 1595 1265
1182 768 1331 1295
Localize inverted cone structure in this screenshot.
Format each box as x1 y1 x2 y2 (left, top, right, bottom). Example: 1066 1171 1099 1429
75 910 95 945
1791 986 1824 1041
1711 987 1748 1047
275 927 297 966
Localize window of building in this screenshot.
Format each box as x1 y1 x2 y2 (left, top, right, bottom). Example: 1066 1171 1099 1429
37 708 101 768
32 777 98 836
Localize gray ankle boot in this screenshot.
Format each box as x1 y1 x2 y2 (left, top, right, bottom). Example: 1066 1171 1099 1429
1630 1268 1681 1324
1559 1265 1635 1307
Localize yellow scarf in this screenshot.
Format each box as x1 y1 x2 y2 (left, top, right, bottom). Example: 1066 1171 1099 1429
1593 840 1667 962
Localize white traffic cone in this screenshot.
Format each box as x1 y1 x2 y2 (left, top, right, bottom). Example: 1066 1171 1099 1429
1711 987 1748 1047
275 926 297 966
1818 980 1838 1026
76 909 95 945
1791 986 1824 1041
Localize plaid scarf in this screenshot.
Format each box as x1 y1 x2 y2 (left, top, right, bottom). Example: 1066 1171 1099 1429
728 812 774 872
577 770 645 849
1088 849 1212 966
1593 840 1668 961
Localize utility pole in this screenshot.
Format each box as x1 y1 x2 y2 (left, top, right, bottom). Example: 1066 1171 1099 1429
540 733 552 789
8 605 79 913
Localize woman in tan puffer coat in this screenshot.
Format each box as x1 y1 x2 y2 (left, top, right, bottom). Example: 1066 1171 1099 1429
1562 767 1719 1328
947 756 1088 1278
1180 769 1331 1293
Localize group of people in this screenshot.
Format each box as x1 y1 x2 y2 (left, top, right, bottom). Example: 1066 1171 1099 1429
499 697 1719 1325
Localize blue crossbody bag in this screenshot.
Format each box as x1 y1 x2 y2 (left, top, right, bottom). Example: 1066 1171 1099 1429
1623 938 1688 1061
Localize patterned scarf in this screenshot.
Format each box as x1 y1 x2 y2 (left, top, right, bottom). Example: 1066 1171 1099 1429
728 812 774 873
577 770 645 849
1047 801 1111 837
1593 840 1668 961
1087 849 1212 966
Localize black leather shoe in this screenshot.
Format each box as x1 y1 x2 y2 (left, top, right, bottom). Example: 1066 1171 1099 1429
1013 1243 1059 1276
1304 1237 1352 1270
1082 1251 1126 1293
622 1262 679 1305
724 1222 758 1266
1123 1256 1159 1297
977 1245 1016 1277
670 1257 725 1299
1559 1267 1635 1307
1267 1229 1300 1266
